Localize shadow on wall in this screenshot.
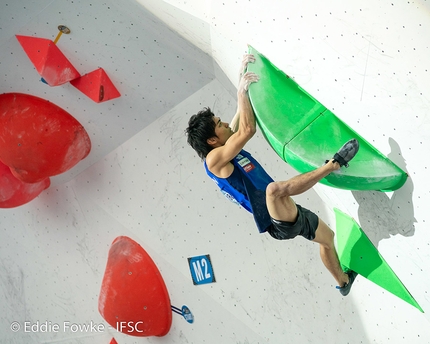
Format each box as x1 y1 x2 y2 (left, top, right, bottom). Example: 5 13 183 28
352 138 416 248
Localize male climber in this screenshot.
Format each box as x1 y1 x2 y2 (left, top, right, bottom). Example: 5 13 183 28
185 54 359 296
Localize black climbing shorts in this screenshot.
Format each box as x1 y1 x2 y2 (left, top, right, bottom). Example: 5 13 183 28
267 204 319 241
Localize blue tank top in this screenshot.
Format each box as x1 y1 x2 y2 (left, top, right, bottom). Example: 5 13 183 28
203 149 274 233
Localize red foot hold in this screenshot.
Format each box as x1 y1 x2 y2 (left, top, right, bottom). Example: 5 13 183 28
70 68 121 103
99 236 172 337
16 35 80 86
0 93 91 183
0 160 50 208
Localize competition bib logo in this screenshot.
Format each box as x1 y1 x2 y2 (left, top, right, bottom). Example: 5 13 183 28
236 154 255 173
221 190 241 206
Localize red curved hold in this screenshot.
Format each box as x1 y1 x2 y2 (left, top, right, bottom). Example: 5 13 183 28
0 93 91 183
0 160 50 208
99 236 172 337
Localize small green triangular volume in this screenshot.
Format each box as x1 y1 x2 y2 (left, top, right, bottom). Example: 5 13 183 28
334 208 423 313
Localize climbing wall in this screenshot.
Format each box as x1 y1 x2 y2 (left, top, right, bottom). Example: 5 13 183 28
0 0 216 185
1 0 430 343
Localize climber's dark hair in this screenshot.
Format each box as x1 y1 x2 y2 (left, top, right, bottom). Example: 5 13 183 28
185 107 217 159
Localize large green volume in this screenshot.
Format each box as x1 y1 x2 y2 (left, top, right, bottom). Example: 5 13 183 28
246 45 407 191
334 208 423 312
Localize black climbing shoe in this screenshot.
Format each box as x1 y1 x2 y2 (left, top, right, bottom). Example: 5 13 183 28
331 138 359 167
337 271 358 296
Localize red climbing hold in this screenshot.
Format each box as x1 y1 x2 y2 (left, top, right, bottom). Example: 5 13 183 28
70 68 121 103
0 160 50 208
0 93 91 183
16 35 80 86
99 236 172 337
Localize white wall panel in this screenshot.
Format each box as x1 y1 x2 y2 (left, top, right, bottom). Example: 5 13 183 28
0 0 215 185
140 0 430 339
1 0 430 343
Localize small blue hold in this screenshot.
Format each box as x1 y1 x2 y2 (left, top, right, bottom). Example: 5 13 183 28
182 305 194 324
